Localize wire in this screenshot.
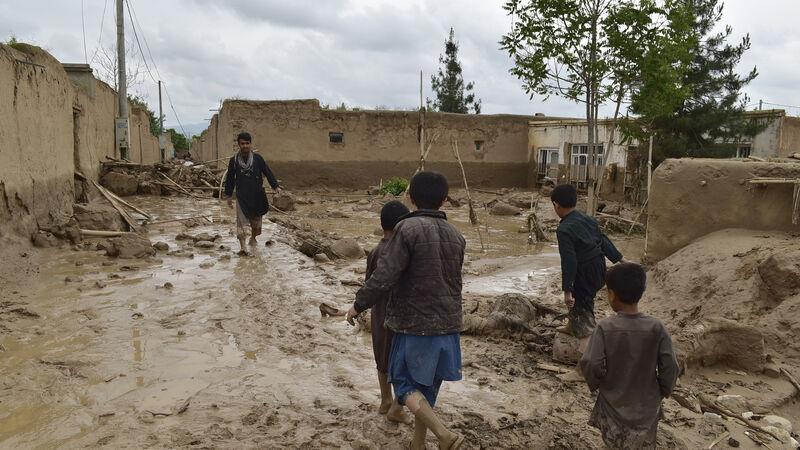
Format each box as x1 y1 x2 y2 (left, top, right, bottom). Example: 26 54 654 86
125 0 188 137
81 0 88 63
164 83 188 137
761 101 800 110
127 0 162 79
89 0 109 63
124 0 157 84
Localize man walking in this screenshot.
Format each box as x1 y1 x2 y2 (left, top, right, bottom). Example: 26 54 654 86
223 132 282 254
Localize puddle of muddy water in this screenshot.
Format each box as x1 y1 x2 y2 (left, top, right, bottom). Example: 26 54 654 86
0 192 643 448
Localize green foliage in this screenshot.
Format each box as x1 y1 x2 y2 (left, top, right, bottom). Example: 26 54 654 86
127 95 161 137
380 177 409 196
628 0 764 160
429 28 481 114
167 128 190 151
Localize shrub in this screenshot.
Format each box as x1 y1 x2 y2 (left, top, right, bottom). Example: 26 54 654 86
379 177 409 196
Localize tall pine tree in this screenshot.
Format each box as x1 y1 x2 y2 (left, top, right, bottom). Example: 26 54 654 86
429 28 481 114
639 0 761 159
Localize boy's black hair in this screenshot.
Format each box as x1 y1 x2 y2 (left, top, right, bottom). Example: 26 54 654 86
409 171 449 210
237 132 252 143
550 184 577 208
380 200 410 231
605 262 647 304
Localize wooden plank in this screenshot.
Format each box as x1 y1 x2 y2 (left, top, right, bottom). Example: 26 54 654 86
159 172 201 198
91 181 138 232
103 189 152 220
80 229 130 237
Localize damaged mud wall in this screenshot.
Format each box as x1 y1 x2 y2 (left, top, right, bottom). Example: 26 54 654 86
0 44 75 239
646 158 800 261
0 43 163 241
196 99 534 188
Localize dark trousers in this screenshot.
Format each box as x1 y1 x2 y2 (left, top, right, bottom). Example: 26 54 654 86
569 256 607 338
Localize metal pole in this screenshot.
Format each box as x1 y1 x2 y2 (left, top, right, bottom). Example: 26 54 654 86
647 134 654 198
158 80 164 133
419 70 424 171
116 0 127 120
158 80 165 161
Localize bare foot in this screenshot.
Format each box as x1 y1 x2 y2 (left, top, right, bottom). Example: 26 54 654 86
248 237 257 246
439 432 465 450
237 249 250 257
378 398 392 414
386 403 412 424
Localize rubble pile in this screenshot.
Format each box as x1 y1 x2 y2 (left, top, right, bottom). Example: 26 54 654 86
99 159 225 198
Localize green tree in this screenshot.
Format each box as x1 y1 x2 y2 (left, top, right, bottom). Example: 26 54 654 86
634 0 761 160
168 128 190 152
429 28 481 114
127 95 161 137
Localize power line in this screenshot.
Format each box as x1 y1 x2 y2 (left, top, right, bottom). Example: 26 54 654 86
124 0 188 137
163 83 188 137
127 0 162 79
89 0 109 63
761 101 800 110
124 0 157 84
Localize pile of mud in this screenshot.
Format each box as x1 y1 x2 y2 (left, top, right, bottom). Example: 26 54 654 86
644 228 800 372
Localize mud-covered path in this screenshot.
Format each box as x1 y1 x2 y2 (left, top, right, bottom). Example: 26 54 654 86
3 193 709 450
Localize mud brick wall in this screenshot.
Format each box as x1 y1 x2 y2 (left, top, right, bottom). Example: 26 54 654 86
196 99 534 188
0 44 75 239
645 158 800 262
0 44 162 241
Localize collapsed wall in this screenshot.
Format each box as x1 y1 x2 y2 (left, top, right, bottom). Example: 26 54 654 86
646 158 800 262
195 99 534 188
0 43 163 242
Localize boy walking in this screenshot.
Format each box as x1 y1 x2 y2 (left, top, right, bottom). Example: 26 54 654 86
359 200 411 423
579 262 680 449
347 171 466 450
551 184 623 338
223 132 282 254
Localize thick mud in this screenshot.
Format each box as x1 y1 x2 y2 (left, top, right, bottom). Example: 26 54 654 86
0 190 795 449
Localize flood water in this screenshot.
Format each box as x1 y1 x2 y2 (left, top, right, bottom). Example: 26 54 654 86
0 191 639 448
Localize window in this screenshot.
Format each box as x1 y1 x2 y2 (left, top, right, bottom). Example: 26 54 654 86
537 148 559 180
570 144 604 185
474 140 484 152
737 146 752 158
329 132 344 144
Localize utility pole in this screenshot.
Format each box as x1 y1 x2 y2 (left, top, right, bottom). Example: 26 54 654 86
115 0 129 160
158 80 165 161
759 99 763 110
419 70 425 171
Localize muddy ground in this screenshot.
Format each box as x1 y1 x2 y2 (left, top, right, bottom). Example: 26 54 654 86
0 189 797 449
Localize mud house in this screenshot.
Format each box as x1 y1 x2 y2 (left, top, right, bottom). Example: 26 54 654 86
192 99 567 189
0 43 166 240
528 118 638 202
732 109 800 159
527 109 800 203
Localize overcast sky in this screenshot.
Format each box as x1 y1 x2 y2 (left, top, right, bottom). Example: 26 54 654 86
2 0 799 134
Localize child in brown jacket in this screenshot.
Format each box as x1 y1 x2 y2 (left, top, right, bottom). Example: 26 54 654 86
579 262 679 449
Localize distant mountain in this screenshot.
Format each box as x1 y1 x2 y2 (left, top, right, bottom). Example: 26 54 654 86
164 122 208 138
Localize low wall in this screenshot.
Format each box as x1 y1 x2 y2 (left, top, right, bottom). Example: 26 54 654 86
269 161 530 189
645 158 800 262
197 99 535 187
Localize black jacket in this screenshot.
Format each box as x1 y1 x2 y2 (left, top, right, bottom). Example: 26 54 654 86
354 210 466 335
556 210 623 292
223 153 279 219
